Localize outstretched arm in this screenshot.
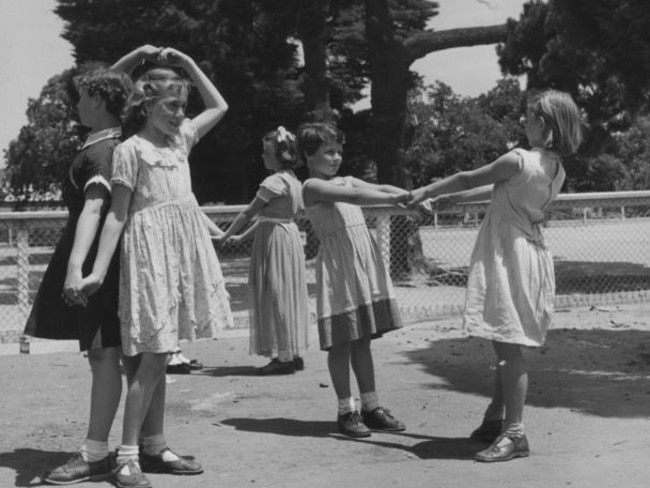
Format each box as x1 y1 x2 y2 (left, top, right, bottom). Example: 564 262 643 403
409 151 519 205
350 177 407 195
217 197 268 243
229 221 259 244
158 47 228 139
201 213 225 238
304 178 409 207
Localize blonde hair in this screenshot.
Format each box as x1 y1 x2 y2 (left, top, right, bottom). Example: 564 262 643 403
121 68 190 136
528 90 582 156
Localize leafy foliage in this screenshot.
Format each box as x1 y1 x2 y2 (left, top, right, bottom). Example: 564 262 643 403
405 78 526 187
498 0 650 190
3 67 83 204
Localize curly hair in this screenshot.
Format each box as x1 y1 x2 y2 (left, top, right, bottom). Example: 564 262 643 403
121 68 190 136
74 68 133 119
527 90 582 156
295 122 345 165
262 127 301 169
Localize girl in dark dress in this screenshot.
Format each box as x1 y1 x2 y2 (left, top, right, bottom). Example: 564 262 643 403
24 46 161 486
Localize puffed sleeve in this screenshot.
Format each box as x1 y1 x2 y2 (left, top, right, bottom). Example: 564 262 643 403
180 118 199 150
79 140 116 194
506 149 526 186
110 141 139 191
256 173 289 202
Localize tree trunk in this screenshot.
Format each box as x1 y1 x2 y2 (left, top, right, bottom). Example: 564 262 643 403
297 0 334 123
364 0 508 278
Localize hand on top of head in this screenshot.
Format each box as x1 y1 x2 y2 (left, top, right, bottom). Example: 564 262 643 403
139 45 164 62
156 47 191 67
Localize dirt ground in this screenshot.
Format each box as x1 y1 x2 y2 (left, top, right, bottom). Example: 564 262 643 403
1 303 649 488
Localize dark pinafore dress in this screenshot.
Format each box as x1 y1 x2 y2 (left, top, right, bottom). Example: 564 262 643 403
23 128 122 351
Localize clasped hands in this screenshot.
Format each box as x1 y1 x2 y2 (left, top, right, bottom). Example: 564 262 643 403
138 45 190 68
62 269 103 308
398 189 453 215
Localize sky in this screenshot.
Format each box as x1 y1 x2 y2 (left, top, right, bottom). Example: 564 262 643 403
0 0 527 166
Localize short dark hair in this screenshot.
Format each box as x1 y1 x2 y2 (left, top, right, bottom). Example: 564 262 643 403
296 123 345 164
74 68 133 119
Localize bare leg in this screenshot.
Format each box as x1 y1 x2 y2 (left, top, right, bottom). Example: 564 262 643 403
327 343 352 400
350 336 375 394
123 354 166 441
484 342 505 419
86 346 122 441
121 353 168 447
493 341 527 431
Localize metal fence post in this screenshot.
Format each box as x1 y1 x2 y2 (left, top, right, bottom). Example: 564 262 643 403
376 212 391 269
16 225 30 319
16 224 30 353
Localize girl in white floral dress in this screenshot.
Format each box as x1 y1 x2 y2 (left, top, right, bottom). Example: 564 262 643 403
81 48 232 488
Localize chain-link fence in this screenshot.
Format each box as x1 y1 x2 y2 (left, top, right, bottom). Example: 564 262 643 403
1 191 649 343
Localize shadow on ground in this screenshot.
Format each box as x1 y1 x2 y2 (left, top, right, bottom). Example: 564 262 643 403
403 328 650 418
219 418 333 438
219 418 488 460
0 448 74 487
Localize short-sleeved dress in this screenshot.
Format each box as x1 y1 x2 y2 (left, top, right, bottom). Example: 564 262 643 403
304 176 402 350
112 119 233 356
24 128 122 352
248 170 309 358
464 148 566 347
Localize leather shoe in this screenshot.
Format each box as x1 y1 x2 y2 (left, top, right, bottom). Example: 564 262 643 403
293 356 305 371
362 407 406 431
41 453 113 485
114 459 151 488
474 433 530 462
257 358 295 375
140 448 203 475
337 411 371 438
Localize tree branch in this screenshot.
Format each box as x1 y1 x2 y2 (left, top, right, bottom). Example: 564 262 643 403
404 24 508 65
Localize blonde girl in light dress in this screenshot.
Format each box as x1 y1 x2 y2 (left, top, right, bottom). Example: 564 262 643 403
409 90 582 462
81 48 233 488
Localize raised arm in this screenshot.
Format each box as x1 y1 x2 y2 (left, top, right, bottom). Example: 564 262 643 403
158 47 228 139
409 151 520 205
111 45 162 74
304 178 409 207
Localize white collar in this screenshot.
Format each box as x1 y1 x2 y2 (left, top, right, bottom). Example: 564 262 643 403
81 127 122 149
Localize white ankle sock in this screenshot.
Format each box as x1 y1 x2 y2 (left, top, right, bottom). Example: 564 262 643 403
116 445 140 474
360 391 379 412
503 422 525 438
80 439 108 463
337 397 356 415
